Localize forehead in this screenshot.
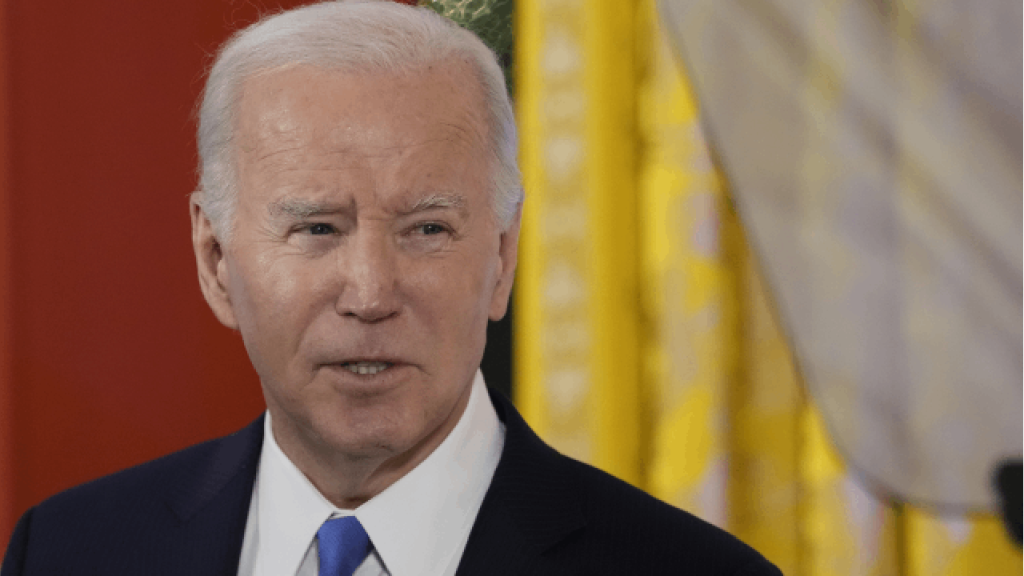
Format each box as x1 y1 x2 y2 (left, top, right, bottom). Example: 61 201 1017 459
235 61 489 158
231 62 496 220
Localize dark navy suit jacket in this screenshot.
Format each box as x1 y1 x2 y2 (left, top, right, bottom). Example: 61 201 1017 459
2 388 781 575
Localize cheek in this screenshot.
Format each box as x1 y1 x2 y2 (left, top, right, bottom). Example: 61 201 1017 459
227 255 316 363
405 251 497 339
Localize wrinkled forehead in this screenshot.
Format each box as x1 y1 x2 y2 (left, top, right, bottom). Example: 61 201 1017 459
234 61 491 156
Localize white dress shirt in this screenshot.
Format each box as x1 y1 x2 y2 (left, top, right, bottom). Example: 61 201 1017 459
236 370 505 576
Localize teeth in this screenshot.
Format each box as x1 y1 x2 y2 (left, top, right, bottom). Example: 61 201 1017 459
343 361 392 375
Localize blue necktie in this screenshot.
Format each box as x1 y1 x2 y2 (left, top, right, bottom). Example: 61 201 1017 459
317 516 371 576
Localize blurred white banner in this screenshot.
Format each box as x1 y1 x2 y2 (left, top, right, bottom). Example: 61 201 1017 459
659 0 1022 510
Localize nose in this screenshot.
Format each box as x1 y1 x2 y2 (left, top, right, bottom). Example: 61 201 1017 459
334 231 401 323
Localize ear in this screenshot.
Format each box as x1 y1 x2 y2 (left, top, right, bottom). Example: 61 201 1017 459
488 204 522 321
191 194 239 329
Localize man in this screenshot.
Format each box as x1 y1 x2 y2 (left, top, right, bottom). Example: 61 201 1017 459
2 2 780 575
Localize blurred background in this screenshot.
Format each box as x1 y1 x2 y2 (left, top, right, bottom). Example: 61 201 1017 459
0 0 1020 573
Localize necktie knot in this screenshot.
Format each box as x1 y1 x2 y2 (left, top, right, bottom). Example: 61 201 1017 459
317 516 370 576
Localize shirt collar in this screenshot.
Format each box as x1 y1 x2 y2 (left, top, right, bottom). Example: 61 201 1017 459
255 370 504 576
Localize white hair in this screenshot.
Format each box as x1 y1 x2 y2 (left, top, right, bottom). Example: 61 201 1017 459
195 0 522 241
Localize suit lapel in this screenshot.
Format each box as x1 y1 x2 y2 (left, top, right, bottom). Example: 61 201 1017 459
163 415 265 576
456 389 586 576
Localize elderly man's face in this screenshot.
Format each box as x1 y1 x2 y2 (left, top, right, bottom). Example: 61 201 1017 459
193 63 518 462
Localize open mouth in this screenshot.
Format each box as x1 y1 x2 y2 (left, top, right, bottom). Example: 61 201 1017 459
340 361 394 375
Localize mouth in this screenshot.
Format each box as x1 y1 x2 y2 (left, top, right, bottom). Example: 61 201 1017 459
339 360 395 376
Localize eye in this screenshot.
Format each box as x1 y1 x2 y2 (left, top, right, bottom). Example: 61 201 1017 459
401 221 455 252
307 223 336 235
418 223 448 236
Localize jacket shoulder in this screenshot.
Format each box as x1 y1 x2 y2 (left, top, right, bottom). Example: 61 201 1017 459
35 420 257 522
482 388 780 575
3 418 263 575
558 456 781 575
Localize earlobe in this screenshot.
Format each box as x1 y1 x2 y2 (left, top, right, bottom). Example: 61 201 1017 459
190 196 239 330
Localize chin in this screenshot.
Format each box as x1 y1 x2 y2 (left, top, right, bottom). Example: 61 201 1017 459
307 395 432 459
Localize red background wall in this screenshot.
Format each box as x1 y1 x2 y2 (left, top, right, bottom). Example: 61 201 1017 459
0 0 316 547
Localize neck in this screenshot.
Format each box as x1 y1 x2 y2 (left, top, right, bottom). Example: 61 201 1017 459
267 383 474 509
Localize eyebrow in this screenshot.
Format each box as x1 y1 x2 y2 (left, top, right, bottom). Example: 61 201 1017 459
267 198 349 219
266 192 468 220
402 192 468 216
